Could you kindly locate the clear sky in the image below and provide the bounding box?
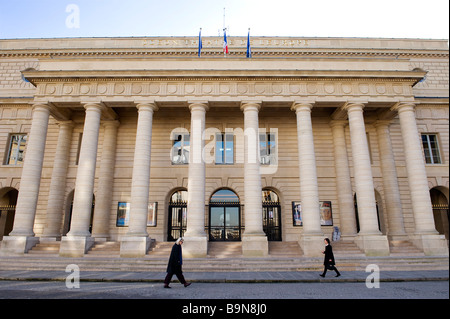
[0,0,448,40]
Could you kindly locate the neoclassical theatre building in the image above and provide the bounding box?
[0,36,448,258]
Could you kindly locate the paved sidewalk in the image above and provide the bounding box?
[0,269,448,283]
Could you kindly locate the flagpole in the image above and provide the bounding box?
[198,28,202,58]
[247,28,251,58]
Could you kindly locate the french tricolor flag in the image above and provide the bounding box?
[223,28,229,56]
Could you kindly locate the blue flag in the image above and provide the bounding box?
[246,29,251,58]
[198,28,202,57]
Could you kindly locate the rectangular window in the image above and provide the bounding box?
[216,133,234,164]
[5,134,27,165]
[172,133,190,164]
[259,133,277,165]
[422,134,442,164]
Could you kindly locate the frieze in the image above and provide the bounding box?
[34,79,414,102]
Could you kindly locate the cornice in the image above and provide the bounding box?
[1,49,448,59]
[22,69,426,85]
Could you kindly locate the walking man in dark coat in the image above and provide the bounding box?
[320,238,341,277]
[164,237,191,288]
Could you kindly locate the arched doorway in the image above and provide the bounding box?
[0,188,18,240]
[262,189,282,241]
[209,189,241,241]
[167,189,188,241]
[430,187,449,240]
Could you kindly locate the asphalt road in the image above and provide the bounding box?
[0,280,447,299]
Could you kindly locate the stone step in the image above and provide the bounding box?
[27,242,60,255]
[208,242,243,258]
[389,240,425,256]
[268,241,303,257]
[0,254,447,272]
[85,241,120,257]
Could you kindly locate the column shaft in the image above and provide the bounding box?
[42,121,74,239]
[91,120,119,239]
[127,104,157,237]
[241,103,265,236]
[346,103,380,235]
[394,103,448,255]
[330,120,357,237]
[185,103,208,238]
[67,103,102,237]
[375,121,406,237]
[241,102,268,257]
[120,103,157,258]
[292,103,322,235]
[182,102,209,258]
[2,103,50,254]
[10,103,50,238]
[346,103,389,256]
[395,103,437,234]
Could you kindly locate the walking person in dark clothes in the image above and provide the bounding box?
[320,238,341,277]
[164,237,191,288]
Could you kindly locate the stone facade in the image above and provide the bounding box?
[0,37,448,258]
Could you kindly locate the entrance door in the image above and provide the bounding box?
[262,189,282,241]
[168,190,188,241]
[209,189,241,241]
[209,205,241,241]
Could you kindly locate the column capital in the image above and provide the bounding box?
[31,102,51,113]
[135,102,158,112]
[102,120,120,129]
[240,101,261,112]
[188,101,209,112]
[57,120,75,128]
[82,102,104,115]
[329,119,348,128]
[291,102,314,113]
[390,102,416,113]
[374,119,392,128]
[343,102,366,113]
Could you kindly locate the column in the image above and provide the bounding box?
[291,102,322,256]
[120,103,157,257]
[1,103,50,254]
[330,120,358,238]
[183,102,208,258]
[241,101,268,257]
[346,103,389,256]
[41,121,74,241]
[375,120,407,238]
[393,103,448,255]
[60,103,103,257]
[91,120,119,240]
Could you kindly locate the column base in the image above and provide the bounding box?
[242,235,268,257]
[183,236,208,258]
[120,236,151,258]
[299,234,324,257]
[354,234,390,256]
[410,233,449,256]
[59,236,95,257]
[0,235,39,255]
